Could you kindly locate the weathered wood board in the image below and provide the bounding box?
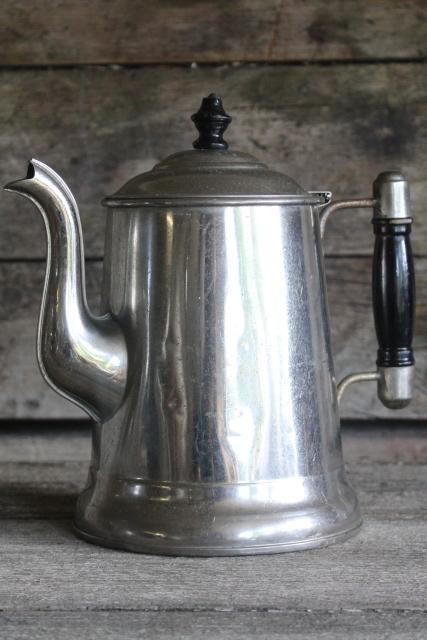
[0,64,426,258]
[0,425,425,639]
[0,610,426,640]
[0,517,424,612]
[1,1,427,65]
[0,258,425,419]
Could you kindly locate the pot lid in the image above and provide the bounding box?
[103,94,326,207]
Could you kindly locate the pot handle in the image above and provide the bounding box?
[318,172,415,409]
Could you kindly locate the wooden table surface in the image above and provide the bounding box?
[0,422,425,639]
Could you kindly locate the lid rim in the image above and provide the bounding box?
[102,194,326,208]
[108,149,314,202]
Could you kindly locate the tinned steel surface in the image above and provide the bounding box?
[4,160,127,422]
[377,365,414,409]
[102,149,326,206]
[319,198,375,238]
[5,160,361,554]
[75,202,360,553]
[336,371,380,404]
[373,171,410,220]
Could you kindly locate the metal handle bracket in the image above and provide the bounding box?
[319,198,375,238]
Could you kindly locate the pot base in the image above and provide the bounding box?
[74,521,361,556]
[73,468,361,556]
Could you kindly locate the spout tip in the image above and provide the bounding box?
[3,181,18,193]
[4,160,36,192]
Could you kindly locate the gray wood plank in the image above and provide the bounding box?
[0,64,426,258]
[342,424,427,464]
[0,258,425,419]
[0,461,85,519]
[0,610,426,640]
[0,424,91,462]
[0,517,424,612]
[0,427,425,636]
[1,1,427,65]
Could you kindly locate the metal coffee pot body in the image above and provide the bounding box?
[5,96,415,555]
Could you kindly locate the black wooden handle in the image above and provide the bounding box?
[372,218,415,367]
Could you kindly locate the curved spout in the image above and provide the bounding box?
[4,159,127,421]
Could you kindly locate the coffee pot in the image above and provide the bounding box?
[5,95,415,555]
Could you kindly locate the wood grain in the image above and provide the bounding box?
[0,64,426,258]
[0,514,426,611]
[1,1,427,65]
[0,257,425,420]
[0,426,425,637]
[0,610,426,640]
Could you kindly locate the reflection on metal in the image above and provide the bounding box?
[337,371,380,404]
[377,365,414,409]
[4,144,412,555]
[4,160,127,421]
[337,366,415,409]
[373,172,410,219]
[80,194,362,554]
[319,198,375,238]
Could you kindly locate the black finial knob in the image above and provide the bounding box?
[191,94,232,150]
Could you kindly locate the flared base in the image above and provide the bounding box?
[73,468,361,556]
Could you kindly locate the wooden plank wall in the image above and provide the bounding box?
[0,1,425,420]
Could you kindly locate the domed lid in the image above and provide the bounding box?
[103,94,326,208]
